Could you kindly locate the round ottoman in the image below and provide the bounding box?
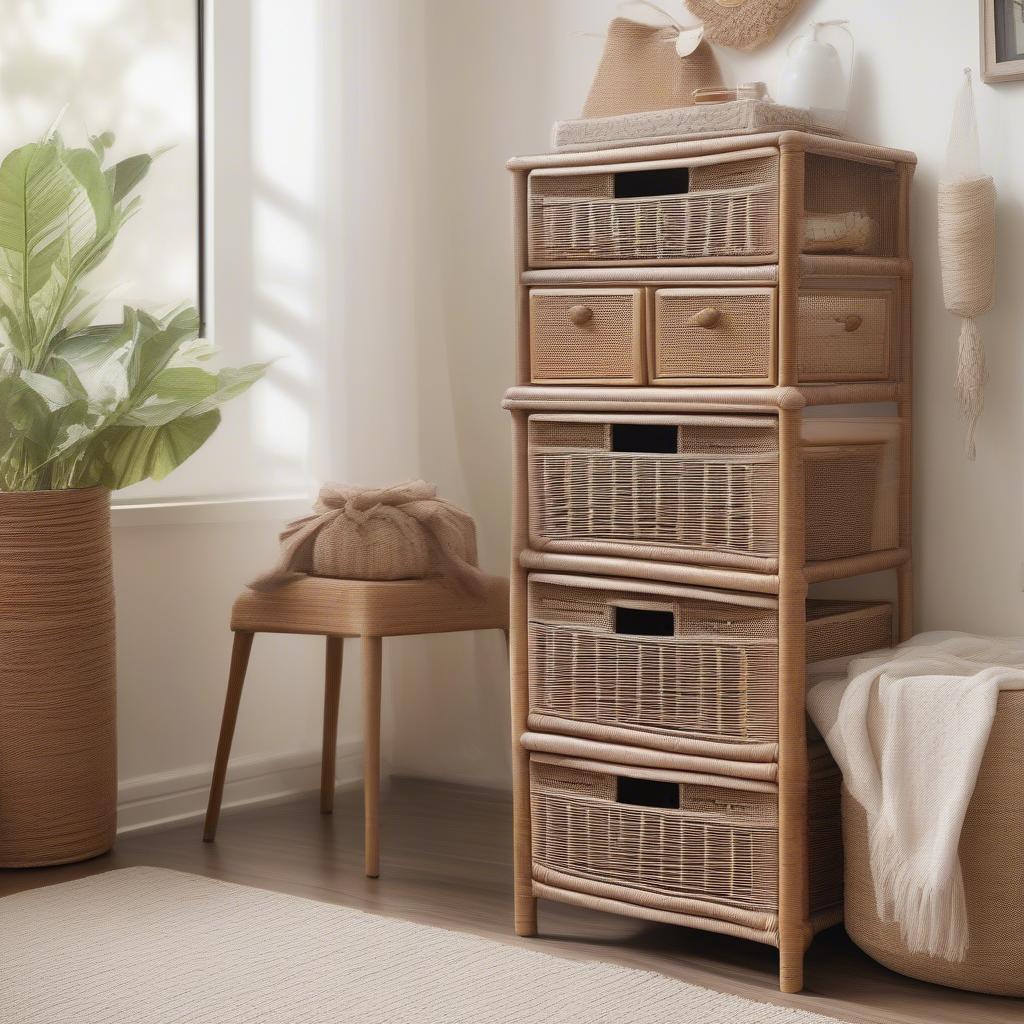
[843,690,1024,996]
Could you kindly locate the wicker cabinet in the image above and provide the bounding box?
[505,131,915,994]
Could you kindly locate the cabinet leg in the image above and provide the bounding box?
[779,946,805,994]
[203,630,255,842]
[362,635,382,878]
[515,891,538,937]
[320,636,344,814]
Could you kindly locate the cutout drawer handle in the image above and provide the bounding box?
[568,304,593,326]
[834,313,863,332]
[686,306,721,329]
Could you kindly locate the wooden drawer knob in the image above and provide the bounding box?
[686,307,722,329]
[568,304,594,326]
[835,314,863,332]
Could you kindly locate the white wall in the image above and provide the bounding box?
[114,0,1024,825]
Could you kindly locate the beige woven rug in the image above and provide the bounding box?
[0,868,840,1023]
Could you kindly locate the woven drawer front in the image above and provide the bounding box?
[528,415,780,569]
[530,759,842,917]
[653,287,776,385]
[529,289,643,383]
[803,154,901,257]
[528,154,779,267]
[527,575,893,756]
[798,285,894,382]
[528,577,777,750]
[528,416,893,569]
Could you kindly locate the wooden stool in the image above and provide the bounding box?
[202,575,509,877]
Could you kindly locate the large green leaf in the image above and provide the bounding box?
[0,128,266,492]
[122,362,267,426]
[105,153,152,204]
[52,319,133,410]
[91,409,222,490]
[0,140,104,365]
[127,306,200,392]
[20,367,74,409]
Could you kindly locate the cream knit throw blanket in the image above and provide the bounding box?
[807,632,1024,961]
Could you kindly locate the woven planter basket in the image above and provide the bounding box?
[0,487,117,867]
[843,691,1024,996]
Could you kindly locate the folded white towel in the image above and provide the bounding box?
[807,631,1024,961]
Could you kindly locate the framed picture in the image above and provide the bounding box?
[981,0,1024,82]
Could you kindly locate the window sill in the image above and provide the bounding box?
[110,494,312,528]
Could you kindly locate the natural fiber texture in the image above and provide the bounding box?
[0,487,117,867]
[0,867,846,1024]
[527,415,893,570]
[939,72,995,459]
[527,573,892,759]
[683,0,802,51]
[528,153,780,266]
[529,754,842,934]
[844,691,1024,997]
[808,634,1024,963]
[553,99,826,152]
[251,481,486,595]
[582,17,723,118]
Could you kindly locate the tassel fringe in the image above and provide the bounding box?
[955,317,986,461]
[868,818,970,962]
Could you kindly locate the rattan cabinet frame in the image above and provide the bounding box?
[504,131,915,995]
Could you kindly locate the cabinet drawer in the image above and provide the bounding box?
[527,572,893,761]
[527,413,900,572]
[529,288,643,384]
[797,283,896,382]
[651,287,776,385]
[530,754,842,925]
[527,150,779,267]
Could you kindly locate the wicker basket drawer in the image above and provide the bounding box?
[529,289,644,384]
[527,151,779,268]
[527,573,892,760]
[798,281,897,382]
[530,754,841,929]
[527,414,900,572]
[651,287,776,385]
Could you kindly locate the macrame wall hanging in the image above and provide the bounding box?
[684,0,802,51]
[938,69,995,460]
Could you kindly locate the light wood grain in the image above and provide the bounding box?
[213,576,508,878]
[320,637,344,814]
[203,631,254,843]
[231,575,510,638]
[362,636,382,878]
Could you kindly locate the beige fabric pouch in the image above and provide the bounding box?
[582,16,723,118]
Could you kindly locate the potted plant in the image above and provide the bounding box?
[0,128,264,866]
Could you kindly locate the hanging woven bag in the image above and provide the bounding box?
[938,69,996,460]
[250,481,487,595]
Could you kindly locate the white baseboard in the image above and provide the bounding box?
[117,740,363,835]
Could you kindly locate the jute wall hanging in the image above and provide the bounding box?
[683,0,802,51]
[938,69,995,460]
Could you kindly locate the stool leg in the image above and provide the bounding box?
[203,630,255,842]
[362,635,382,878]
[320,636,345,814]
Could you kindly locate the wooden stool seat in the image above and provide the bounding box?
[204,574,509,877]
[230,576,510,638]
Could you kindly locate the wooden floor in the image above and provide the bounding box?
[2,778,1020,1024]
